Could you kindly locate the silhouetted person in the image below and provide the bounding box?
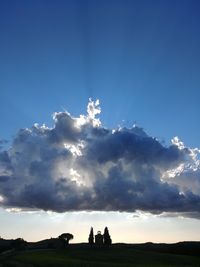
[88,227,94,245]
[103,227,112,246]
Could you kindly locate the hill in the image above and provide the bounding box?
[0,245,200,267]
[0,241,200,267]
[114,241,200,257]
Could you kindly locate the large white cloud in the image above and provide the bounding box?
[0,99,200,218]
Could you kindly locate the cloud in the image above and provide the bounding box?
[0,99,200,218]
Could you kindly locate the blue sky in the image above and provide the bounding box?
[1,0,200,146]
[0,0,200,243]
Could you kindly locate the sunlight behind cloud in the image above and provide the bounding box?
[0,195,4,203]
[0,99,200,219]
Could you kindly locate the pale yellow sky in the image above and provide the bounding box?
[1,208,200,243]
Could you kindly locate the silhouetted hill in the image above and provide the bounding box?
[0,239,14,253]
[0,237,200,257]
[1,244,200,267]
[28,238,64,249]
[0,237,63,252]
[112,241,200,257]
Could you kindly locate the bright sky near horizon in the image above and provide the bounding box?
[0,0,200,243]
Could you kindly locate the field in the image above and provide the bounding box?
[1,246,200,267]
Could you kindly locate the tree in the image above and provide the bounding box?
[88,227,94,245]
[103,227,112,246]
[12,238,27,250]
[58,233,74,246]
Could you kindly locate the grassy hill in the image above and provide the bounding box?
[1,245,200,267]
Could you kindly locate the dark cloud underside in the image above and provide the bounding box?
[0,99,200,218]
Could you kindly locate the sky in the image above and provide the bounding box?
[0,0,200,243]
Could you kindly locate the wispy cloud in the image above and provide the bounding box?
[0,99,200,218]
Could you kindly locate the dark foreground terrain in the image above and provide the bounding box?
[1,243,200,267]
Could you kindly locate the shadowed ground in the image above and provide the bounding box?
[1,245,200,267]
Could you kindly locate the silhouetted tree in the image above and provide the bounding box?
[12,238,27,250]
[58,233,73,247]
[88,227,94,245]
[103,227,112,246]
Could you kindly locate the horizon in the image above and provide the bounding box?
[1,0,200,244]
[1,209,200,244]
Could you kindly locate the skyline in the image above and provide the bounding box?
[1,208,200,243]
[1,0,200,243]
[0,99,200,243]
